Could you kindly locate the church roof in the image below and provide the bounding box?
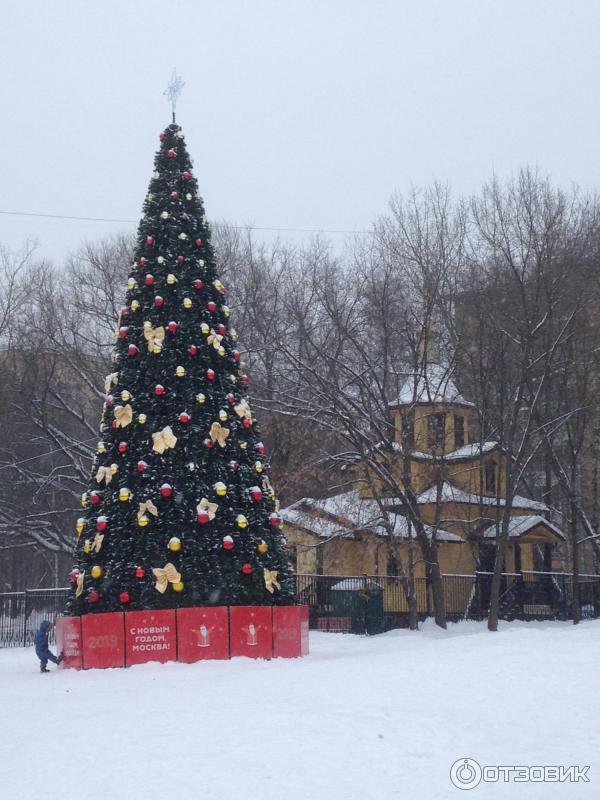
[389,362,474,408]
[281,490,463,542]
[414,481,548,512]
[481,515,564,541]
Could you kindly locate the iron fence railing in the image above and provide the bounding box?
[2,571,600,645]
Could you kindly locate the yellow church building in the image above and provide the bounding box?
[281,362,564,618]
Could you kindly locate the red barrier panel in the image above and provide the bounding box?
[229,606,273,659]
[125,609,177,666]
[55,616,83,670]
[81,612,125,669]
[177,607,229,662]
[273,605,310,658]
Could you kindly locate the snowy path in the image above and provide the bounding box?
[1,619,598,800]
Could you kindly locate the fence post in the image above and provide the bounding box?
[22,590,29,648]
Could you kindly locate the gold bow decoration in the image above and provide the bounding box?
[104,372,119,393]
[209,422,230,448]
[137,500,159,520]
[264,569,281,594]
[197,497,218,521]
[91,533,104,553]
[114,404,133,428]
[234,399,252,422]
[143,321,166,353]
[152,426,178,454]
[207,329,223,350]
[152,562,182,594]
[96,465,114,485]
[75,571,85,598]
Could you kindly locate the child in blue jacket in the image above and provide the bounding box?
[34,620,63,673]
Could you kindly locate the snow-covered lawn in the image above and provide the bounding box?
[2,619,598,800]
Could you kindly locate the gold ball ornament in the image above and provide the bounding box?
[152,342,162,354]
[110,463,119,475]
[218,346,226,357]
[213,280,224,292]
[138,515,149,527]
[214,482,227,497]
[240,442,248,450]
[97,442,106,454]
[119,487,131,502]
[230,329,238,342]
[168,537,182,552]
[218,409,228,421]
[81,493,88,508]
[183,297,192,309]
[121,390,131,402]
[257,541,268,554]
[222,305,231,317]
[200,322,210,334]
[83,540,92,553]
[127,278,137,290]
[131,300,140,312]
[236,514,248,529]
[138,413,147,424]
[196,393,206,404]
[91,565,103,579]
[167,273,177,285]
[176,366,186,377]
[172,581,184,592]
[254,461,264,473]
[76,518,85,535]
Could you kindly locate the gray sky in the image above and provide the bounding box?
[1,0,599,262]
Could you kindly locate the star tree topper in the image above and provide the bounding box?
[163,69,185,123]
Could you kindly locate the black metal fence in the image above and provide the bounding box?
[2,571,600,646]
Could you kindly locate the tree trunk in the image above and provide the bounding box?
[571,500,581,625]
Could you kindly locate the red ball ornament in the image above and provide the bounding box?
[128,344,138,357]
[121,306,129,317]
[217,324,226,335]
[179,411,191,425]
[242,418,251,429]
[118,326,129,339]
[269,513,281,528]
[139,257,147,267]
[96,516,108,532]
[167,321,178,333]
[206,368,216,381]
[241,374,250,386]
[222,536,234,550]
[69,569,79,583]
[167,149,176,159]
[182,171,191,181]
[228,460,239,472]
[177,255,185,264]
[118,441,128,454]
[137,460,148,473]
[204,438,214,449]
[207,301,217,313]
[194,279,203,290]
[197,510,210,524]
[146,236,154,246]
[154,295,164,308]
[241,563,253,575]
[119,591,130,604]
[135,566,145,579]
[256,442,266,455]
[159,132,166,141]
[232,350,241,362]
[195,238,203,248]
[88,590,99,603]
[160,483,173,498]
[144,274,154,286]
[250,486,263,503]
[226,393,236,404]
[111,420,118,429]
[171,191,179,200]
[188,344,198,356]
[155,384,165,396]
[90,491,101,506]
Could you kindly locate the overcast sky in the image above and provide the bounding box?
[1,0,599,262]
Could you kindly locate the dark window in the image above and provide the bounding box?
[484,461,497,494]
[387,552,399,577]
[454,415,465,448]
[427,413,446,449]
[401,411,415,447]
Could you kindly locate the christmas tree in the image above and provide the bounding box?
[68,122,294,613]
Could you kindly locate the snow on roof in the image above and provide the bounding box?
[415,482,548,512]
[281,490,463,542]
[389,362,474,408]
[331,578,384,591]
[481,515,564,541]
[443,441,499,461]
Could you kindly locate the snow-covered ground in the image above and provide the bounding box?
[2,619,598,800]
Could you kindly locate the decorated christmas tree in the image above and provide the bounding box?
[67,121,294,614]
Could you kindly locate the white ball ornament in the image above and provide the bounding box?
[178,232,188,240]
[157,256,165,264]
[186,193,192,200]
[160,212,169,220]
